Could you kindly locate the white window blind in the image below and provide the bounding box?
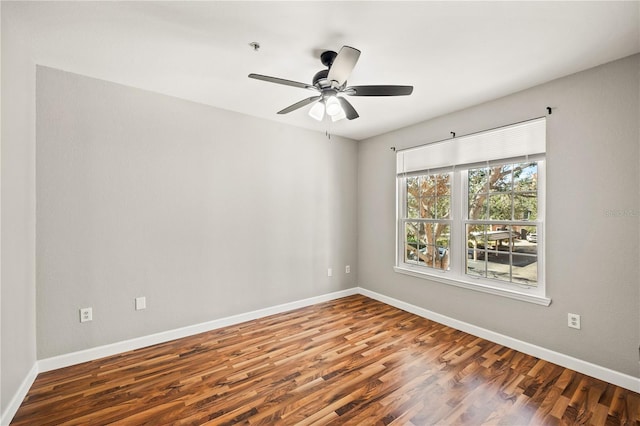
[396,118,546,175]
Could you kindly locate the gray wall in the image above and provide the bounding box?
[1,9,38,416]
[358,54,640,377]
[35,67,358,359]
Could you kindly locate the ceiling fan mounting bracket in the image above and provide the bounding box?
[320,50,337,68]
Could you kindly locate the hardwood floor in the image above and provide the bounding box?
[11,295,640,425]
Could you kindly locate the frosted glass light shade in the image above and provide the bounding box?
[331,108,347,122]
[325,96,342,116]
[308,102,325,121]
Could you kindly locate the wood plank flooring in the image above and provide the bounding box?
[11,295,640,425]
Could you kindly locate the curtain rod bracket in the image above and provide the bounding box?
[546,107,553,115]
[451,132,456,138]
[390,146,396,151]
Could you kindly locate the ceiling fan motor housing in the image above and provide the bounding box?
[312,69,330,87]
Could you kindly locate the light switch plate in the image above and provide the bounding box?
[135,297,146,311]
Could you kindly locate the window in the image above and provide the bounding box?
[404,173,451,270]
[465,161,539,285]
[395,118,549,305]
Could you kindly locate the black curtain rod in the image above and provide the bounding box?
[390,108,552,152]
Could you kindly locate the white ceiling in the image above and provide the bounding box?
[6,1,640,141]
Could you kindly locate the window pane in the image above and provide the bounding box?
[435,224,450,248]
[406,247,421,264]
[435,224,450,270]
[514,193,537,220]
[514,162,538,192]
[420,249,435,268]
[421,196,436,219]
[488,193,512,220]
[418,223,431,266]
[488,225,515,250]
[407,176,419,194]
[490,164,513,193]
[435,196,450,219]
[468,167,489,193]
[407,193,419,218]
[405,222,418,263]
[420,175,432,196]
[512,254,537,285]
[407,178,420,219]
[406,222,418,243]
[418,222,432,268]
[467,224,487,248]
[437,174,451,196]
[521,226,537,245]
[469,195,488,219]
[419,222,430,247]
[468,167,489,220]
[466,250,486,278]
[486,252,511,282]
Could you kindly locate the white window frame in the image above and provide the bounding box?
[394,119,550,306]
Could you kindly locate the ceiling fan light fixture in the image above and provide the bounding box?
[325,96,343,116]
[308,102,325,121]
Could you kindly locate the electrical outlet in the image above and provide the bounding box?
[80,307,92,323]
[135,296,146,311]
[568,313,581,329]
[345,265,351,274]
[327,268,333,277]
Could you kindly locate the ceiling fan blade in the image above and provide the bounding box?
[277,96,322,114]
[345,85,413,96]
[249,74,318,91]
[337,97,359,120]
[327,46,361,86]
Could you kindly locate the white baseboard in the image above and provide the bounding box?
[38,287,358,373]
[1,362,38,426]
[358,287,640,393]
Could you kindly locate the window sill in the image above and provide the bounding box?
[393,266,551,306]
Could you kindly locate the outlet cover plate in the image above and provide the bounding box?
[80,307,92,323]
[568,313,581,329]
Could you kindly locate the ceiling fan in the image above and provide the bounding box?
[248,46,413,122]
